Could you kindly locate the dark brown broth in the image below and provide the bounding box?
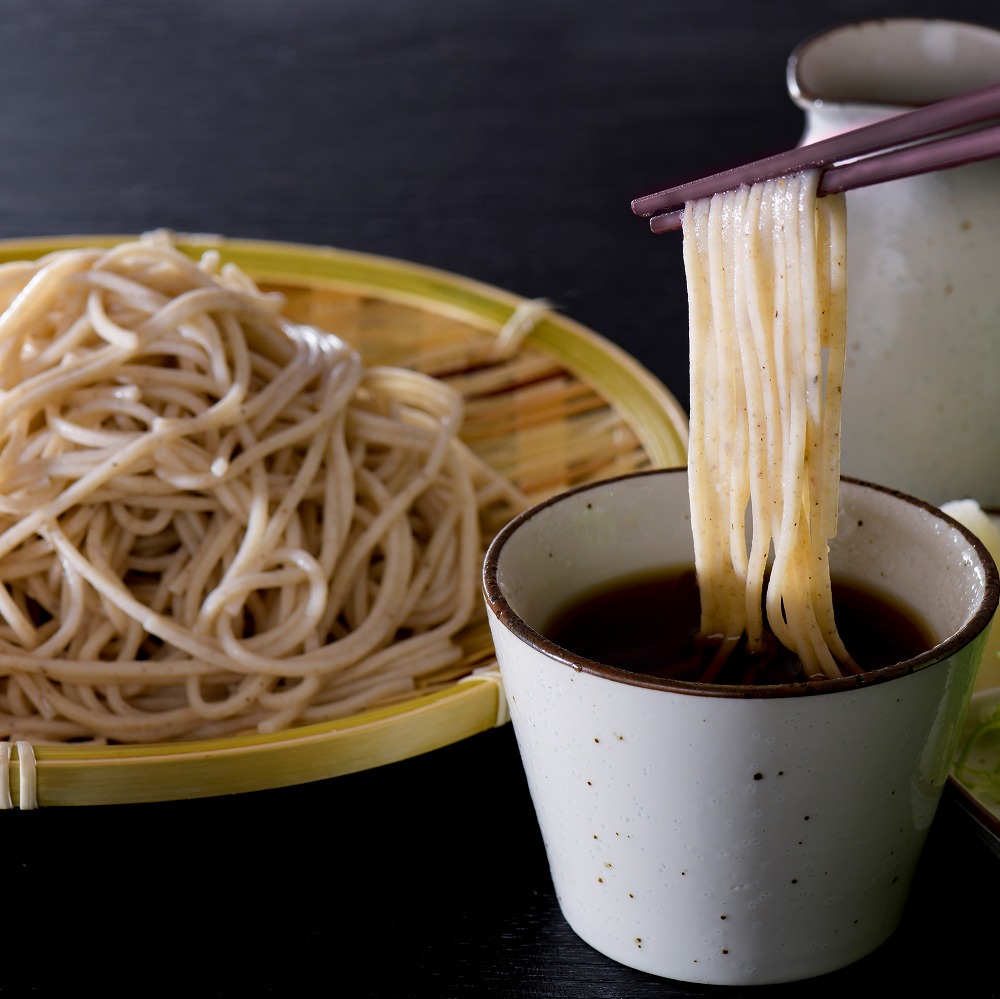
[541,567,933,685]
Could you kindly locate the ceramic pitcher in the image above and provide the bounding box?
[787,18,1000,507]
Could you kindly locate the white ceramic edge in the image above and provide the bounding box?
[484,468,1000,701]
[786,17,1000,111]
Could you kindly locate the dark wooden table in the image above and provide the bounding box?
[2,2,999,995]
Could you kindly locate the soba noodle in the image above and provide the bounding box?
[0,232,525,743]
[684,171,856,680]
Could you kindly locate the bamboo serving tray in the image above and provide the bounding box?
[0,234,688,806]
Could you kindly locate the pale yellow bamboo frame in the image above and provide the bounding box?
[0,235,688,806]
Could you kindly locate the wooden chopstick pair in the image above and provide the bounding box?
[632,80,1000,233]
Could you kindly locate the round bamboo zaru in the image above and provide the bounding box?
[0,235,688,806]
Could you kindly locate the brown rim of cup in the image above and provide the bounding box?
[482,467,1000,700]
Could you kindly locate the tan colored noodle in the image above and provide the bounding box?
[683,170,856,681]
[0,232,525,743]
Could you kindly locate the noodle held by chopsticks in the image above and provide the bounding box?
[684,171,856,680]
[0,233,524,743]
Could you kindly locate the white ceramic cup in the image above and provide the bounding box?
[483,468,998,986]
[787,18,1000,507]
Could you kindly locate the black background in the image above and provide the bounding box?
[3,2,1000,996]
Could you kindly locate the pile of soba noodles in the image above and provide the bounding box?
[0,232,524,744]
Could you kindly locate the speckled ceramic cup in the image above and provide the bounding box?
[483,468,998,986]
[787,18,1000,507]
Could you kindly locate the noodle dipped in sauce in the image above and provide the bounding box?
[683,171,857,681]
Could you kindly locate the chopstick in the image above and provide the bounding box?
[632,80,1000,234]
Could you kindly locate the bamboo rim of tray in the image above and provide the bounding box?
[0,234,688,806]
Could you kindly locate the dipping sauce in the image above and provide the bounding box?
[541,567,934,685]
